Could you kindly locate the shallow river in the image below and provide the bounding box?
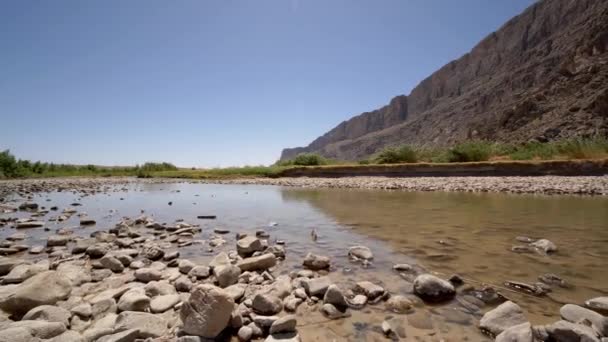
[2,181,607,341]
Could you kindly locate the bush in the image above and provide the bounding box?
[447,141,493,162]
[555,137,608,159]
[375,145,417,164]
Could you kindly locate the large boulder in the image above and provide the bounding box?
[114,311,168,338]
[180,284,235,338]
[22,305,71,327]
[214,265,241,288]
[2,262,48,284]
[252,293,283,315]
[237,254,277,272]
[3,320,66,339]
[479,301,528,337]
[237,236,263,257]
[495,322,533,342]
[302,253,330,270]
[0,271,71,316]
[560,304,608,337]
[0,257,23,276]
[586,297,608,315]
[302,276,331,297]
[324,284,348,309]
[544,320,601,342]
[413,274,455,302]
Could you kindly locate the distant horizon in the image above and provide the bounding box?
[1,0,535,167]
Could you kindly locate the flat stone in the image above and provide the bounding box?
[302,276,332,297]
[480,301,528,336]
[237,253,277,272]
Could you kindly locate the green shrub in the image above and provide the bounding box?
[447,141,493,162]
[358,159,371,165]
[375,145,417,164]
[555,137,608,159]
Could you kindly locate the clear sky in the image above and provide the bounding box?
[1,0,535,167]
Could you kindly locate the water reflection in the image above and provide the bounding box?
[280,187,608,322]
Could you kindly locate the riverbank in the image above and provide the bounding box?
[1,175,607,196]
[204,176,608,196]
[0,179,606,341]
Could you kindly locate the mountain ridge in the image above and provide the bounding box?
[280,0,608,161]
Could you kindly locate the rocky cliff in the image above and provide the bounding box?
[280,0,608,161]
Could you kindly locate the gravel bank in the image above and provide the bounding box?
[206,176,608,196]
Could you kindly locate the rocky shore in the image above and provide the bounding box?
[0,178,606,341]
[209,176,608,196]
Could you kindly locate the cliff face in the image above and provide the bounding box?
[280,0,608,161]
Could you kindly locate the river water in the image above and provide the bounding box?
[1,180,607,341]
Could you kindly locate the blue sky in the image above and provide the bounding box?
[0,0,534,167]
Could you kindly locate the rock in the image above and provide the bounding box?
[413,274,455,302]
[96,329,139,342]
[141,244,164,261]
[215,264,241,288]
[71,303,92,318]
[479,301,528,336]
[100,255,125,273]
[0,327,36,342]
[0,257,23,276]
[237,253,277,272]
[323,284,348,309]
[16,220,45,228]
[237,236,263,257]
[79,217,96,225]
[180,284,235,338]
[381,321,392,336]
[117,288,150,312]
[385,295,413,313]
[188,266,211,279]
[252,293,283,315]
[238,325,253,341]
[302,276,331,297]
[144,280,177,297]
[150,294,181,313]
[267,245,286,259]
[283,296,303,312]
[178,259,195,274]
[265,333,301,342]
[354,281,385,301]
[496,322,533,342]
[224,284,246,302]
[5,320,66,339]
[85,243,110,258]
[29,246,44,254]
[163,251,179,261]
[114,311,168,338]
[586,297,608,315]
[47,235,70,247]
[530,239,557,254]
[348,246,373,260]
[253,315,279,328]
[302,253,330,270]
[22,305,71,327]
[545,320,601,342]
[2,262,48,284]
[0,271,72,316]
[209,252,231,269]
[560,304,608,336]
[349,294,367,309]
[269,315,297,334]
[19,202,38,211]
[175,276,193,292]
[56,262,91,286]
[134,268,162,282]
[47,330,84,342]
[393,263,413,272]
[321,303,350,319]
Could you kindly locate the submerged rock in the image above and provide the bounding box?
[348,246,373,260]
[413,274,455,302]
[302,253,330,270]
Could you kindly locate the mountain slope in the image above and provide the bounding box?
[280,0,608,161]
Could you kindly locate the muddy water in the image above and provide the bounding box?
[2,181,607,341]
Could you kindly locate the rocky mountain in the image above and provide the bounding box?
[281,0,608,161]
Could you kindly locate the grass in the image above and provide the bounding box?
[2,137,607,180]
[151,166,287,179]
